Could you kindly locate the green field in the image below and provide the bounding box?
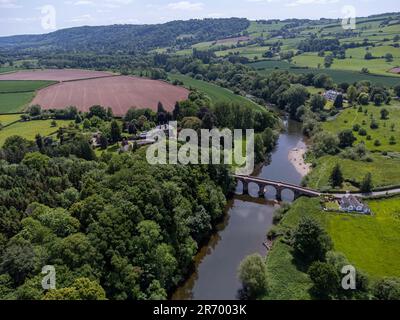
[250,60,400,86]
[0,80,55,93]
[292,48,400,77]
[0,114,22,126]
[0,80,55,113]
[0,67,16,74]
[0,92,36,113]
[215,45,269,60]
[0,120,72,147]
[306,153,400,191]
[168,73,261,108]
[323,103,400,153]
[264,196,400,299]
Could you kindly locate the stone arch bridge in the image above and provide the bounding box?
[233,175,322,201]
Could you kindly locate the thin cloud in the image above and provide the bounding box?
[167,1,204,11]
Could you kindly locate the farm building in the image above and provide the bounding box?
[339,195,371,214]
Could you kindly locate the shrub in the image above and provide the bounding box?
[308,261,340,299]
[291,217,333,262]
[238,254,268,299]
[358,128,367,136]
[372,278,400,300]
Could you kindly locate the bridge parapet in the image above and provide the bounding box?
[233,175,321,201]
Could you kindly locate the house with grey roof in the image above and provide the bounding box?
[323,90,340,101]
[339,195,371,214]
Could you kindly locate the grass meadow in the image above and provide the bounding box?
[0,120,72,147]
[323,103,400,152]
[250,59,400,87]
[168,73,261,107]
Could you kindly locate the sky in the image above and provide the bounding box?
[0,0,398,36]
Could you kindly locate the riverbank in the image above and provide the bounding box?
[173,119,305,300]
[288,143,311,177]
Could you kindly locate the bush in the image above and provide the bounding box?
[291,217,333,262]
[358,128,367,136]
[238,254,268,299]
[372,278,400,300]
[370,119,379,130]
[308,261,340,299]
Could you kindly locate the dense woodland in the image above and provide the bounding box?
[0,18,249,55]
[0,136,235,299]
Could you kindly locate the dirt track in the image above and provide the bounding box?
[0,69,114,81]
[31,75,190,116]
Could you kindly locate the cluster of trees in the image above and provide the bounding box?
[298,38,341,53]
[0,135,235,299]
[170,97,279,164]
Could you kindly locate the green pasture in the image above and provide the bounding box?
[306,153,400,191]
[168,73,261,107]
[0,120,72,147]
[323,103,400,152]
[249,60,400,86]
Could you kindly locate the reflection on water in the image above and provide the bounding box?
[172,119,305,300]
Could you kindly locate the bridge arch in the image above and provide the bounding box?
[233,175,321,201]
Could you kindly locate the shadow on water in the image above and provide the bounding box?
[172,119,306,300]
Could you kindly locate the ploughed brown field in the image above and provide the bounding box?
[390,67,400,74]
[31,75,190,116]
[0,69,114,81]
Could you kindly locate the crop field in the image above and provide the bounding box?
[0,119,72,146]
[0,80,55,93]
[0,92,36,113]
[250,60,400,86]
[168,73,260,107]
[0,67,16,74]
[0,80,56,113]
[323,103,400,152]
[0,69,114,81]
[31,75,190,116]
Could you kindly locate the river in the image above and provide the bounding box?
[172,119,306,300]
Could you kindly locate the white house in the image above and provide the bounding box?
[339,195,371,214]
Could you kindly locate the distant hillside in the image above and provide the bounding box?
[0,18,250,54]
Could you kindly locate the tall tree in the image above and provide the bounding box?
[360,173,373,193]
[110,120,121,143]
[347,85,357,105]
[330,163,344,188]
[333,94,344,109]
